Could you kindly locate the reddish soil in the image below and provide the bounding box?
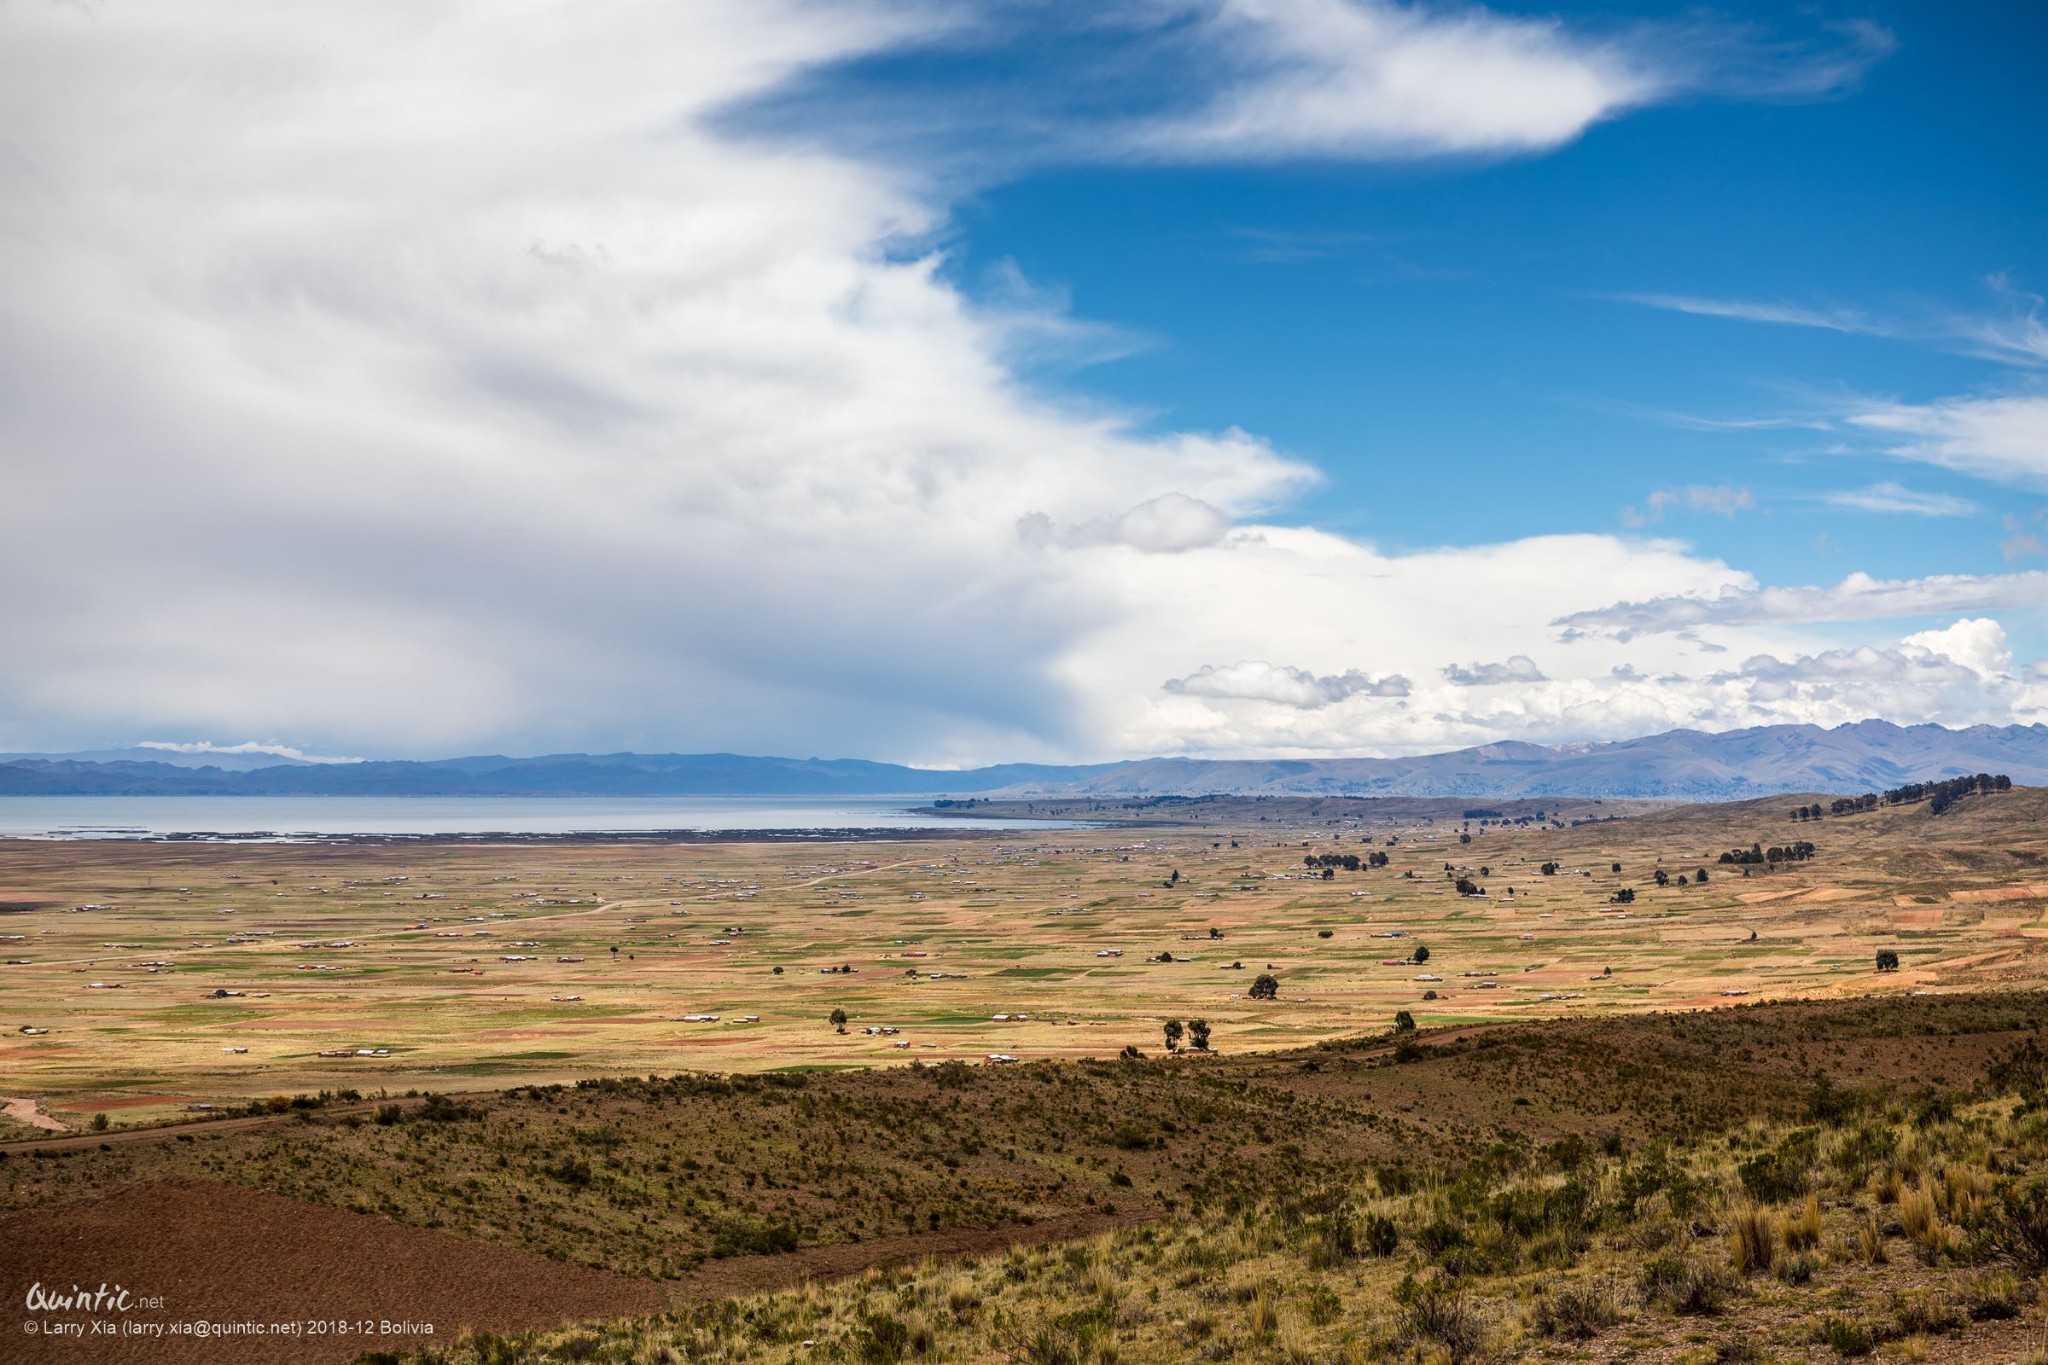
[2,1179,1147,1365]
[3,1180,665,1365]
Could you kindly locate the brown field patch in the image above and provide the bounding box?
[1948,881,2048,903]
[50,1094,196,1114]
[1791,885,1860,903]
[3,787,2044,1113]
[3,1180,665,1365]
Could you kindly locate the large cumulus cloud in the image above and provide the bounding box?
[0,3,2035,763]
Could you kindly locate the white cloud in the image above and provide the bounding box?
[0,1,1315,760]
[1684,485,1757,517]
[1443,656,1548,686]
[0,3,2021,765]
[1554,571,2048,641]
[1123,2,1889,164]
[1708,619,2037,727]
[1821,482,1980,518]
[138,740,363,765]
[1848,395,2048,489]
[1617,274,2048,368]
[1134,0,1659,161]
[1018,491,1278,555]
[1622,484,1755,526]
[1165,661,1410,707]
[1900,618,2012,678]
[1619,292,1881,336]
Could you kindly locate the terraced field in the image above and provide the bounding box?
[1,787,2043,1130]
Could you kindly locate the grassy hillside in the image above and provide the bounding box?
[389,1049,2048,1363]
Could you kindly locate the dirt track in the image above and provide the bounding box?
[0,1094,457,1157]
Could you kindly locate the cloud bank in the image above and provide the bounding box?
[0,2,2035,763]
[1554,571,2048,641]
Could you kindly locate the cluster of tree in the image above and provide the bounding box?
[1462,808,1504,819]
[1904,773,2011,815]
[1789,803,1825,821]
[1650,867,1711,887]
[1539,862,1559,875]
[1827,773,2011,818]
[1453,876,1484,897]
[1719,840,1815,866]
[1162,1018,1212,1052]
[1875,949,1900,972]
[1611,888,1635,904]
[1305,851,1388,871]
[1248,972,1279,1000]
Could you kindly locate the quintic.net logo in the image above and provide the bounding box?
[26,1284,137,1314]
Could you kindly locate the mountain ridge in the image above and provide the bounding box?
[2,721,2044,799]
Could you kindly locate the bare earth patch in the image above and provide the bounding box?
[3,1180,665,1364]
[2,1095,68,1132]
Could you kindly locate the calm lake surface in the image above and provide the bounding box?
[0,796,1088,840]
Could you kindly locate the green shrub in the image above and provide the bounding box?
[1360,1211,1399,1256]
[1992,1179,2048,1271]
[1962,1270,2028,1321]
[854,1312,911,1364]
[1638,1253,1727,1315]
[1399,1287,1486,1362]
[1531,1280,1620,1339]
[1888,1288,1961,1335]
[1818,1314,1874,1357]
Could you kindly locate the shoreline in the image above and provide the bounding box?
[0,822,1109,846]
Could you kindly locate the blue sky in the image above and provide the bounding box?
[857,2,2046,584]
[3,1,2043,762]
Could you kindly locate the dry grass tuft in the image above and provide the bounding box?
[1729,1203,1778,1275]
[1784,1192,1823,1250]
[1855,1211,1888,1265]
[1899,1183,1939,1244]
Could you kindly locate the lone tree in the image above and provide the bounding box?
[1411,943,1431,965]
[1188,1019,1212,1051]
[828,1007,848,1033]
[1876,949,1901,972]
[1248,973,1279,1000]
[1393,1010,1416,1032]
[1163,1018,1185,1052]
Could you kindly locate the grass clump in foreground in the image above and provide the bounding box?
[373,1039,2048,1364]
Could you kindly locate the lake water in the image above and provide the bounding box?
[0,796,1089,840]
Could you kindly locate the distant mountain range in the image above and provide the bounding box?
[3,721,2044,800]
